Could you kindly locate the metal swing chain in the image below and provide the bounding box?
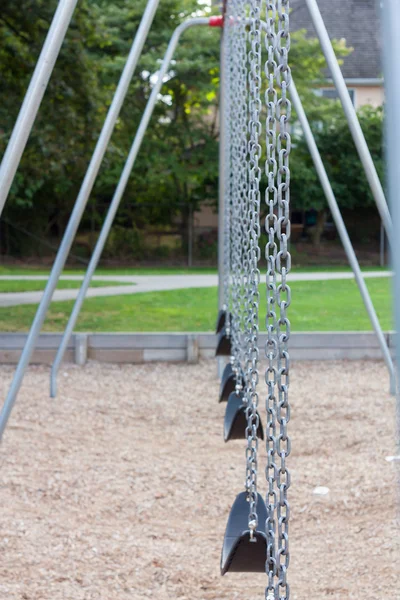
[226,0,247,388]
[226,0,240,374]
[275,1,292,596]
[222,17,232,322]
[265,1,292,599]
[237,0,250,386]
[265,3,279,592]
[245,0,262,538]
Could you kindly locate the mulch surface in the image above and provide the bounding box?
[0,359,398,599]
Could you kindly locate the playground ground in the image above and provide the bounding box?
[0,359,398,599]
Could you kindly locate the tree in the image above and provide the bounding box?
[0,2,352,260]
[0,0,109,254]
[92,0,221,256]
[290,104,384,246]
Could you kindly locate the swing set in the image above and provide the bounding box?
[0,1,399,598]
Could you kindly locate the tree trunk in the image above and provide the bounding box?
[90,198,96,251]
[181,205,189,257]
[188,204,193,268]
[311,209,327,247]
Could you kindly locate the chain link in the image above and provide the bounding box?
[222,18,232,320]
[222,4,291,591]
[264,1,292,598]
[225,0,248,387]
[245,0,262,538]
[236,0,249,390]
[225,0,264,539]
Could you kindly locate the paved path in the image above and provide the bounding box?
[0,270,392,307]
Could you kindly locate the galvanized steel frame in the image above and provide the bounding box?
[381,0,400,444]
[49,16,210,397]
[0,0,78,216]
[0,4,395,438]
[304,0,393,243]
[0,0,161,437]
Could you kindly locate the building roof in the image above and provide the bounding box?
[290,0,382,80]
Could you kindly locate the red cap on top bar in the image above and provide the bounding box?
[209,15,224,27]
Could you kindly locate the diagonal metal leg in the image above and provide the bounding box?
[217,21,228,380]
[304,0,393,243]
[381,0,400,428]
[0,0,161,438]
[289,77,396,394]
[49,17,211,397]
[0,0,78,215]
[260,18,395,392]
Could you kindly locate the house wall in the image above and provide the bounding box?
[354,85,384,109]
[321,84,384,109]
[194,204,218,228]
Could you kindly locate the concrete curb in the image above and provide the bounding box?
[0,331,393,364]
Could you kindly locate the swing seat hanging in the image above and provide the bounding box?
[221,362,234,387]
[219,373,235,403]
[224,391,264,442]
[221,491,268,575]
[219,363,236,402]
[215,326,231,356]
[219,363,246,403]
[215,308,229,333]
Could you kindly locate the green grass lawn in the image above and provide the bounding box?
[0,276,392,332]
[0,280,131,293]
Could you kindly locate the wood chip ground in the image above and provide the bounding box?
[0,360,398,599]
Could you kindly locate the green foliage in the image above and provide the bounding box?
[197,230,218,259]
[0,2,356,259]
[103,224,144,259]
[1,0,222,252]
[0,0,108,241]
[291,104,384,212]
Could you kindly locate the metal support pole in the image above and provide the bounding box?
[381,0,400,433]
[0,0,161,438]
[304,0,393,244]
[290,77,396,393]
[217,27,226,312]
[49,17,209,397]
[217,23,227,379]
[0,0,78,216]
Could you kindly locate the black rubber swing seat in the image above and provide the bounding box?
[215,308,228,333]
[219,363,246,403]
[221,491,268,575]
[219,363,235,402]
[221,361,234,386]
[224,391,264,442]
[215,326,231,356]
